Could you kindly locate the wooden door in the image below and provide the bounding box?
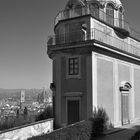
[121,91,129,125]
[67,100,80,125]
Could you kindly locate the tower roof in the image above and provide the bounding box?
[86,0,122,6]
[65,0,122,9]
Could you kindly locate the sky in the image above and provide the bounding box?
[0,0,139,89]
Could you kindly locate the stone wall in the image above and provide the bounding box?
[0,118,53,140]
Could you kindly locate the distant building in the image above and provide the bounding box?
[48,0,140,127]
[21,89,25,103]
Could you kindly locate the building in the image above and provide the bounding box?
[21,89,25,103]
[47,0,140,127]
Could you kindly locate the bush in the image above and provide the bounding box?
[0,106,53,131]
[28,121,92,140]
[131,131,140,140]
[89,107,111,137]
[35,106,53,122]
[0,115,35,131]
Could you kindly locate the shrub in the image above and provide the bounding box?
[35,106,53,122]
[131,131,140,140]
[0,114,35,131]
[89,107,111,137]
[28,121,92,140]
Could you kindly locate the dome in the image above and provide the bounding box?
[86,0,122,7]
[65,0,122,10]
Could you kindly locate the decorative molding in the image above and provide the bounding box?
[55,56,62,124]
[113,59,120,126]
[64,92,83,97]
[95,53,114,62]
[130,64,135,120]
[86,55,92,120]
[94,43,140,62]
[118,59,131,67]
[92,52,97,108]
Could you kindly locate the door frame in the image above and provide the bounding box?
[66,97,81,125]
[120,81,132,125]
[121,90,130,125]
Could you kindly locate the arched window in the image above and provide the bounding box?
[106,3,114,26]
[75,5,82,16]
[119,7,123,28]
[90,3,99,18]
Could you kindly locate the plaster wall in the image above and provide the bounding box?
[97,57,114,123]
[61,55,87,124]
[92,52,140,126]
[134,67,140,119]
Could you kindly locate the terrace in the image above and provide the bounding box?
[48,28,140,58]
[48,6,140,58]
[54,6,140,41]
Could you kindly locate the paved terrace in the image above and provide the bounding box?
[95,122,140,140]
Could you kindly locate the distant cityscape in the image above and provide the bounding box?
[0,88,52,120]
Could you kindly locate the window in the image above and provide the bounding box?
[119,7,123,28]
[66,56,81,79]
[106,4,114,26]
[90,3,99,18]
[68,57,79,75]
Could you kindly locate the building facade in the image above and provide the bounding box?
[47,0,140,127]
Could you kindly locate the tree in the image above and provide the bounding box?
[37,92,44,103]
[23,107,28,118]
[35,106,53,121]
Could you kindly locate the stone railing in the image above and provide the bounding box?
[48,28,140,58]
[54,6,140,41]
[0,118,53,140]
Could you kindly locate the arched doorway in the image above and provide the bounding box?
[120,81,132,125]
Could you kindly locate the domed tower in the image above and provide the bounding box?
[48,0,140,127]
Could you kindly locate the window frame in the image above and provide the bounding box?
[118,7,123,28]
[106,3,114,26]
[66,55,81,79]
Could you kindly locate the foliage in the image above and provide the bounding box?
[37,90,52,104]
[23,107,28,119]
[0,106,53,131]
[35,105,53,122]
[37,92,44,103]
[89,107,112,137]
[131,131,140,140]
[0,114,35,131]
[28,121,92,140]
